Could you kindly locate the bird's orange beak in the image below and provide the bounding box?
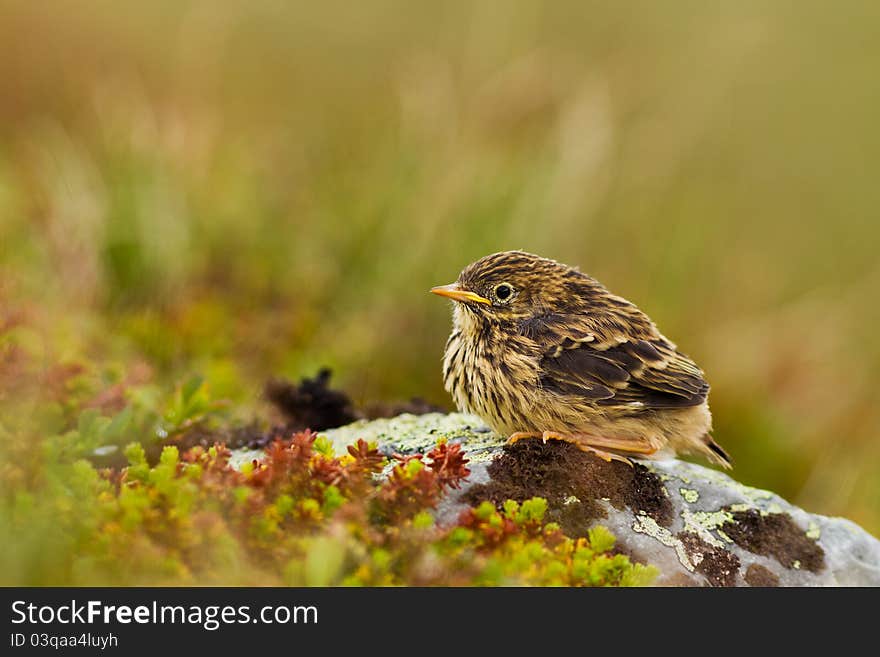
[430,283,491,305]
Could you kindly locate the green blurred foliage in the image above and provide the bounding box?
[0,0,878,545]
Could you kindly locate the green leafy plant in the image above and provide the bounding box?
[162,375,229,437]
[1,423,656,586]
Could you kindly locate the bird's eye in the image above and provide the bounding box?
[494,283,513,302]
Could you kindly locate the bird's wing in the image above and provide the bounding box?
[522,311,709,409]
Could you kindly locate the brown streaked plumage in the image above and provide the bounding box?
[431,250,731,468]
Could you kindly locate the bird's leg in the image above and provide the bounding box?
[561,432,664,455]
[539,431,662,466]
[506,431,542,446]
[508,431,658,467]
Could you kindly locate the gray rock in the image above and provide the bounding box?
[231,412,880,587]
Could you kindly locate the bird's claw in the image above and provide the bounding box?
[506,432,540,446]
[508,430,634,466]
[540,431,634,466]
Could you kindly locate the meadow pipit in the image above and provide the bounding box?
[431,251,730,468]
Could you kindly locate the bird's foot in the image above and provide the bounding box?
[540,431,634,466]
[506,431,542,446]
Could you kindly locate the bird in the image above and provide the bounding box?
[431,250,731,468]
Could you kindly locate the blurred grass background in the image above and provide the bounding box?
[1,0,878,536]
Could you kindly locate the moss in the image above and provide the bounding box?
[463,440,674,536]
[677,531,741,587]
[744,564,780,587]
[723,508,825,573]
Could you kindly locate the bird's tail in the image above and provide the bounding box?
[702,434,732,469]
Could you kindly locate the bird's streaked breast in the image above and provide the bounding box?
[442,317,542,434]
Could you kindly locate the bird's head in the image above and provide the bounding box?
[431,251,579,324]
